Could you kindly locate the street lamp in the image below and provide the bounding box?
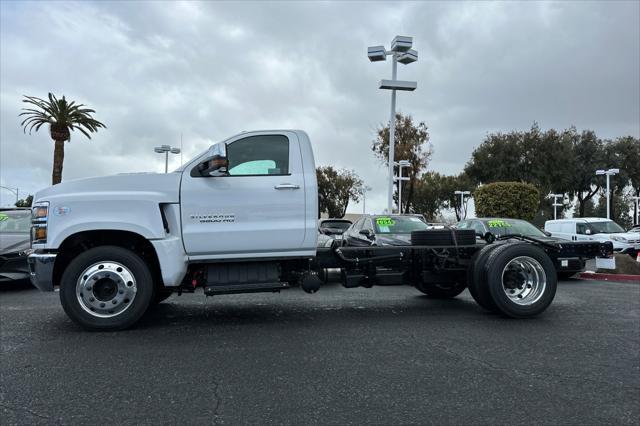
[361,185,372,214]
[632,196,640,225]
[549,193,564,220]
[368,35,418,215]
[154,145,181,173]
[454,190,471,220]
[595,168,620,219]
[0,185,19,205]
[394,160,410,214]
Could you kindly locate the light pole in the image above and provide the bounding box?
[454,190,471,220]
[154,145,181,173]
[368,36,418,214]
[632,196,640,225]
[595,168,619,219]
[0,185,19,205]
[361,185,372,214]
[549,193,564,220]
[394,160,410,214]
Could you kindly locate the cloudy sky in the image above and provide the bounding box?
[1,0,639,212]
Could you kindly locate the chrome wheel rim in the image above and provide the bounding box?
[501,256,546,306]
[76,262,137,318]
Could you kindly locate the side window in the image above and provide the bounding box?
[576,223,587,234]
[227,135,289,176]
[457,221,469,229]
[363,218,373,231]
[471,221,485,234]
[353,218,364,232]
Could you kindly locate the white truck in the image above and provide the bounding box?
[28,130,613,330]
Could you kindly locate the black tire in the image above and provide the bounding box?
[467,243,504,312]
[415,279,467,298]
[59,246,154,331]
[483,243,557,318]
[411,229,476,246]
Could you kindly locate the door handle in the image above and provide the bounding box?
[274,183,300,190]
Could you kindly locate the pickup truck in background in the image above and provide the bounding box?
[28,130,613,330]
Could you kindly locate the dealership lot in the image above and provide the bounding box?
[1,279,638,425]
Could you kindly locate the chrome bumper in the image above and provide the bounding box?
[27,252,57,291]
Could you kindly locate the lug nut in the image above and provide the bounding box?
[100,303,105,308]
[89,297,95,302]
[112,300,117,304]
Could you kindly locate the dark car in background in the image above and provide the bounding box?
[457,217,587,278]
[0,208,32,284]
[318,219,352,238]
[342,214,429,246]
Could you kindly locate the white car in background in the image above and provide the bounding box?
[545,218,640,256]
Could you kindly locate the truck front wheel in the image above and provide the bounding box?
[59,246,154,330]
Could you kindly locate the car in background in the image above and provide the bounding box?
[318,218,352,240]
[545,218,639,256]
[0,208,32,284]
[457,217,587,278]
[342,214,429,246]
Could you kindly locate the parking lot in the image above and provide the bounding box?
[1,279,638,425]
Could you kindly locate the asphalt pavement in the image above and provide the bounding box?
[1,279,639,425]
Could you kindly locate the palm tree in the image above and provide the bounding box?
[20,93,106,185]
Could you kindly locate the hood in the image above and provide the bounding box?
[0,233,30,255]
[35,172,181,204]
[377,233,412,246]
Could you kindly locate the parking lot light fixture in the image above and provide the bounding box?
[595,169,620,219]
[454,190,471,220]
[394,160,411,213]
[361,185,373,214]
[368,35,418,214]
[549,193,564,220]
[154,145,181,173]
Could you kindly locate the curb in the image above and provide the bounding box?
[579,272,640,283]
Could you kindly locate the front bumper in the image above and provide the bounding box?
[27,251,57,291]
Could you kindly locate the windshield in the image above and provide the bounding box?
[482,219,546,237]
[589,221,625,234]
[373,216,428,234]
[0,210,31,233]
[320,221,351,231]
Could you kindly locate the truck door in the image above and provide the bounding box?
[180,131,306,258]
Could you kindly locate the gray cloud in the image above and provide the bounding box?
[1,1,638,211]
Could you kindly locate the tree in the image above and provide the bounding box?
[15,195,33,208]
[316,166,363,218]
[474,182,540,221]
[605,136,640,222]
[20,93,106,185]
[372,113,432,213]
[583,192,633,229]
[411,172,475,221]
[566,130,605,217]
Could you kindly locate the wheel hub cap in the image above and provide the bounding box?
[76,262,137,318]
[501,256,546,306]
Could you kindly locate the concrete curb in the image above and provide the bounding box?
[579,272,640,283]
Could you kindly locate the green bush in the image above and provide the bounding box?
[474,182,540,221]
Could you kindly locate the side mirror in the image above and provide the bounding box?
[198,143,229,177]
[483,232,495,243]
[544,231,552,237]
[359,229,374,239]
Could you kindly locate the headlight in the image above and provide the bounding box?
[610,235,628,243]
[31,201,49,244]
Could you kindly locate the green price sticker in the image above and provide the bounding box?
[488,220,511,228]
[0,213,8,222]
[376,217,395,226]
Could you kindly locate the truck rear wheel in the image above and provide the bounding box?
[483,243,557,318]
[467,243,503,312]
[59,246,154,330]
[415,280,466,298]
